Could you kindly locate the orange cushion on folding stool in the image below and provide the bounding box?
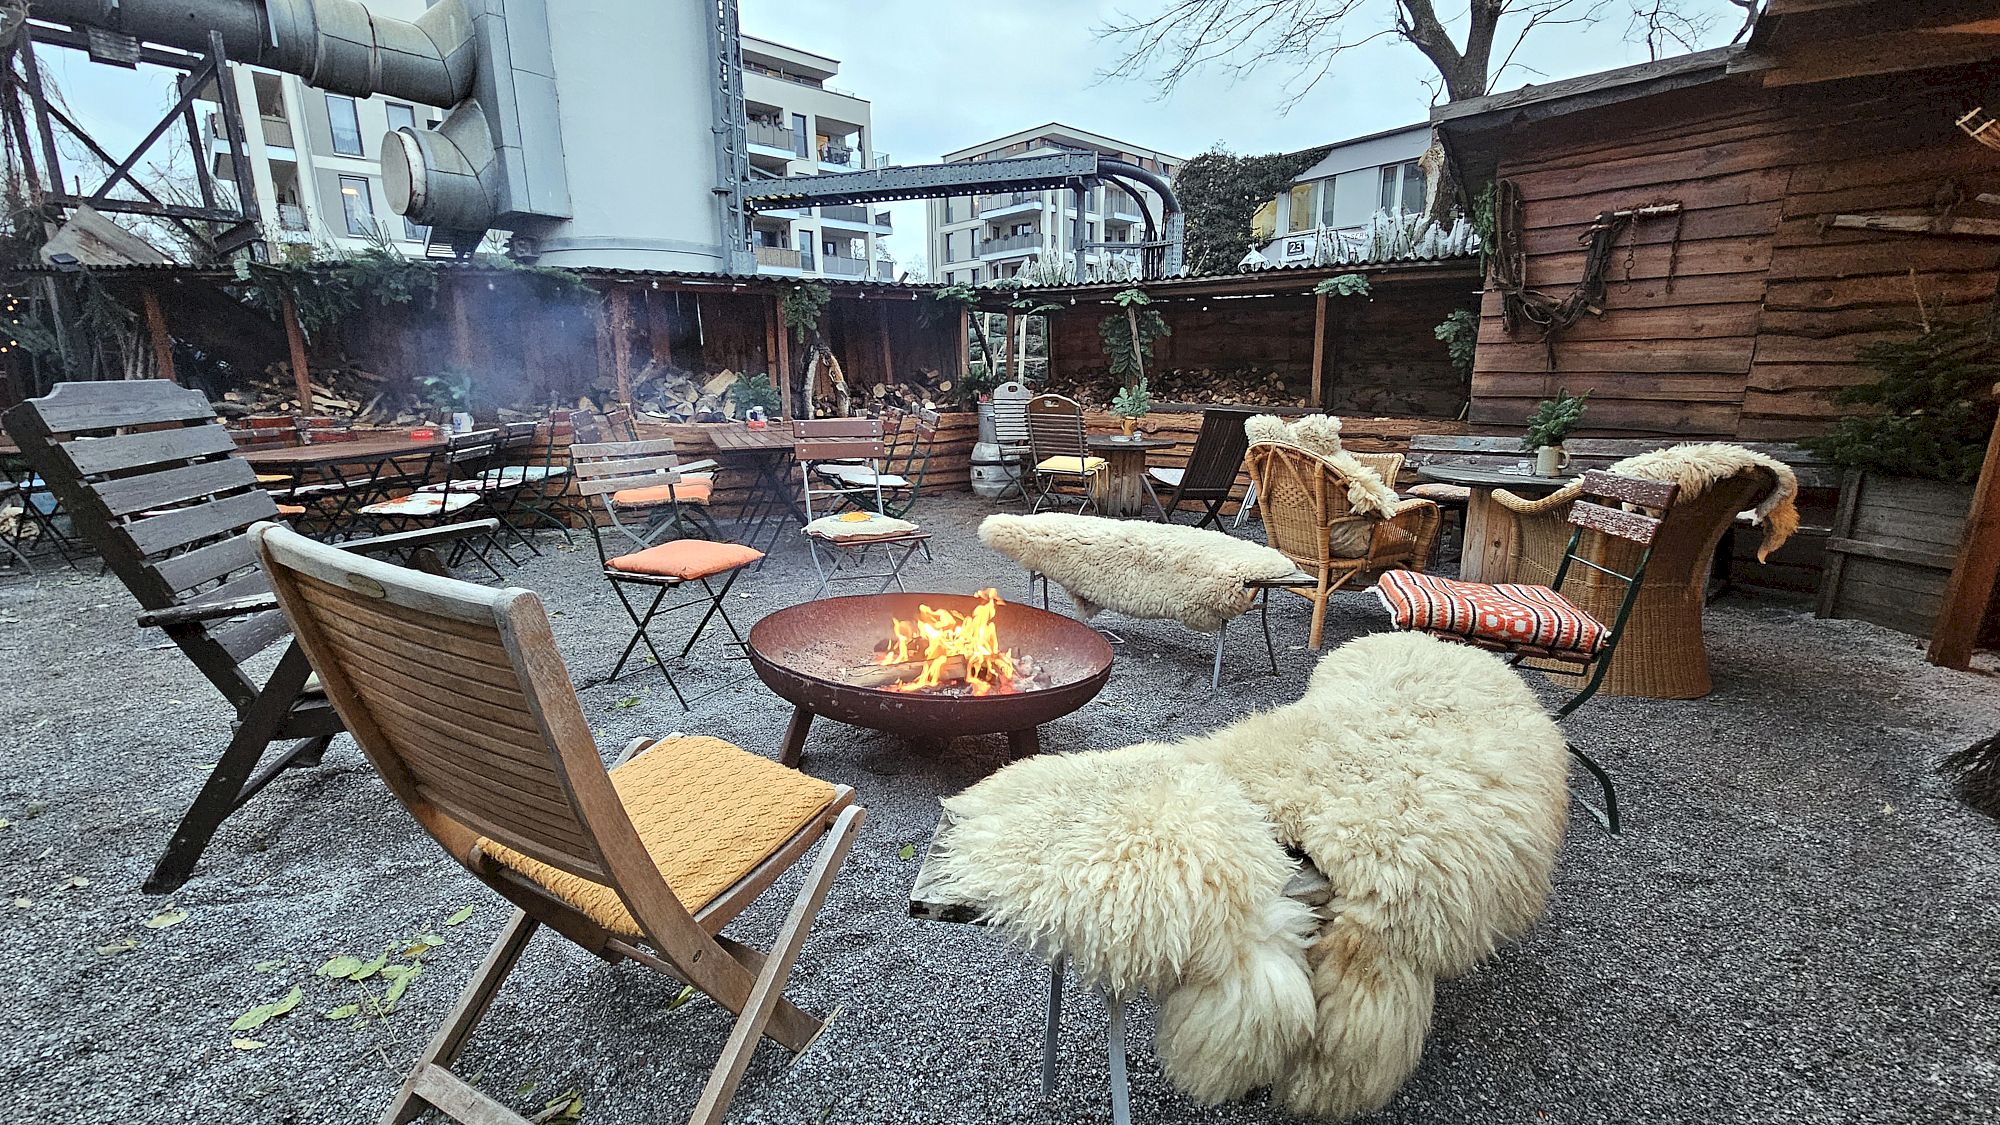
[612,477,713,507]
[276,503,307,518]
[608,538,763,580]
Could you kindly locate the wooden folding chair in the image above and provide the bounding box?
[248,523,866,1125]
[1,380,495,892]
[796,418,932,597]
[359,428,513,578]
[571,437,722,549]
[1149,406,1254,530]
[987,380,1034,504]
[1375,470,1680,834]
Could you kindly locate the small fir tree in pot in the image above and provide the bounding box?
[1521,389,1589,475]
[1111,379,1152,439]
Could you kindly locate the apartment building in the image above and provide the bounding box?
[741,36,893,280]
[194,0,438,258]
[1249,123,1435,268]
[926,125,1183,285]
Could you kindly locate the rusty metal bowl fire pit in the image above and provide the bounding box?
[747,592,1114,766]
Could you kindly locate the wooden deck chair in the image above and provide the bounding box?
[1149,406,1254,530]
[248,523,866,1125]
[1,380,495,892]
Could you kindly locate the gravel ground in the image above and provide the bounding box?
[1,494,1996,1125]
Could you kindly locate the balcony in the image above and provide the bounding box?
[819,204,871,227]
[261,115,294,150]
[874,260,896,280]
[754,245,804,270]
[977,191,1041,217]
[873,211,893,233]
[747,120,803,156]
[277,203,309,232]
[820,255,868,276]
[817,143,861,169]
[980,232,1043,256]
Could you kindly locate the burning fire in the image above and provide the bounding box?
[879,589,1020,695]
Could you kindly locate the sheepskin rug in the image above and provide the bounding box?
[978,512,1297,632]
[1245,413,1402,521]
[933,631,1570,1118]
[1609,442,1800,561]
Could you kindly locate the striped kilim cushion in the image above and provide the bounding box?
[1375,570,1608,657]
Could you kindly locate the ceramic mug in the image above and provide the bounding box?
[1534,445,1570,476]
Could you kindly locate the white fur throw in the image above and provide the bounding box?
[1245,414,1402,521]
[1609,442,1800,561]
[934,631,1570,1118]
[978,513,1298,632]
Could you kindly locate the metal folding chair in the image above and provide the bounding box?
[570,438,722,549]
[1025,394,1105,515]
[358,429,513,578]
[797,418,932,598]
[988,380,1033,504]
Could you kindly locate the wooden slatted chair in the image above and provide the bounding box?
[1025,393,1104,514]
[797,418,932,598]
[248,522,865,1125]
[1374,470,1680,834]
[571,436,722,548]
[1,380,494,892]
[1149,406,1254,530]
[988,380,1033,504]
[1243,441,1441,650]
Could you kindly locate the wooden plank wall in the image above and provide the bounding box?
[1474,69,2000,441]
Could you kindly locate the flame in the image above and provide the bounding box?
[879,588,1019,695]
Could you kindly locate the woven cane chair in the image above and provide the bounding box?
[1490,461,1782,700]
[1375,470,1679,833]
[1148,406,1254,530]
[249,523,865,1125]
[1243,441,1441,650]
[1025,394,1104,514]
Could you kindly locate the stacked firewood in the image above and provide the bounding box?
[1046,367,1312,409]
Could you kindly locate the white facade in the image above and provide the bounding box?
[1250,123,1435,269]
[741,36,891,281]
[925,125,1182,286]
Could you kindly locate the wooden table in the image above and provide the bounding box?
[706,423,806,538]
[239,432,443,472]
[1416,464,1576,582]
[1086,434,1179,517]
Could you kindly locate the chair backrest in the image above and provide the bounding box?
[990,381,1031,448]
[1026,394,1087,463]
[1175,407,1256,497]
[795,418,888,518]
[1244,441,1360,568]
[600,404,638,441]
[3,380,285,710]
[249,521,725,978]
[497,420,540,454]
[1351,451,1405,489]
[570,438,687,502]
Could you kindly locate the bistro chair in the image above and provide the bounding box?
[1025,393,1105,515]
[570,437,721,548]
[796,418,931,598]
[247,522,865,1125]
[988,380,1034,503]
[811,406,939,519]
[572,440,760,706]
[1149,406,1254,530]
[0,480,36,580]
[359,428,513,578]
[1243,441,1441,651]
[1374,470,1680,834]
[1,380,493,891]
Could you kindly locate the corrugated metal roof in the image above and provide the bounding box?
[2,259,944,294]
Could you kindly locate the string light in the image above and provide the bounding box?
[0,293,23,355]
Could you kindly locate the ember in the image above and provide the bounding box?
[877,589,1022,696]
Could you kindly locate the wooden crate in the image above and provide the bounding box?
[1817,471,1975,637]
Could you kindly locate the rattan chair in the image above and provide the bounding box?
[1025,393,1104,514]
[249,523,864,1125]
[1243,441,1441,650]
[1491,461,1783,699]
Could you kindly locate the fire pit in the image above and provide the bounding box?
[747,591,1115,765]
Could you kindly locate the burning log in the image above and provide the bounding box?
[843,655,969,689]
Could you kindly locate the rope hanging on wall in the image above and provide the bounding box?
[1492,178,1684,368]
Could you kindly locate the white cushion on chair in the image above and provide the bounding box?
[361,492,482,518]
[817,464,911,489]
[1147,467,1185,487]
[805,512,919,541]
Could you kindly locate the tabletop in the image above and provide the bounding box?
[240,433,443,470]
[1086,434,1180,452]
[1415,463,1575,492]
[708,424,799,453]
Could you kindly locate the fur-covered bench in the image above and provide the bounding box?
[979,513,1314,690]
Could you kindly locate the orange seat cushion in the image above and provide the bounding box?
[608,538,763,580]
[612,478,713,507]
[275,503,307,518]
[478,736,837,938]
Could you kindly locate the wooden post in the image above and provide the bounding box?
[140,287,175,384]
[280,292,312,411]
[956,306,969,377]
[450,279,475,373]
[877,301,893,388]
[1003,311,1017,384]
[608,285,634,406]
[1928,381,2000,669]
[773,294,792,420]
[1309,291,1328,409]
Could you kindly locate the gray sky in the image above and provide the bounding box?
[35,1,1748,272]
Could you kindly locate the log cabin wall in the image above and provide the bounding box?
[1468,67,2000,441]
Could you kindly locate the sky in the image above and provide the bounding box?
[34,0,1748,273]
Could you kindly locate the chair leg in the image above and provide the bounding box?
[1307,575,1332,651]
[1106,995,1132,1125]
[688,805,867,1125]
[1210,619,1227,693]
[1567,742,1621,835]
[607,583,688,709]
[1259,588,1278,676]
[379,909,541,1125]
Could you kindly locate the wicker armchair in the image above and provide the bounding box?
[1244,441,1440,650]
[1494,465,1783,699]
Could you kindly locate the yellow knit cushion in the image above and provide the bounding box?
[1036,455,1106,474]
[478,736,835,938]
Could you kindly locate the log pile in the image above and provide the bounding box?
[216,363,549,425]
[1045,368,1312,409]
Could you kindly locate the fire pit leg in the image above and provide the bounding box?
[779,706,816,768]
[1006,727,1041,758]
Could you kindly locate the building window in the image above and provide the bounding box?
[790,113,808,157]
[1380,161,1427,215]
[326,94,363,156]
[1322,168,1377,230]
[797,230,815,270]
[338,175,376,236]
[943,231,957,263]
[944,196,955,223]
[1284,182,1316,234]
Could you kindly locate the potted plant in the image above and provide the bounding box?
[1111,378,1152,440]
[726,371,782,422]
[1521,389,1589,475]
[419,368,478,433]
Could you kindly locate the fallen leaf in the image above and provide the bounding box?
[0,818,11,829]
[12,897,31,909]
[613,696,641,709]
[231,985,303,1032]
[382,964,421,1007]
[540,1090,584,1124]
[143,907,188,930]
[96,938,137,957]
[253,960,286,973]
[324,1003,360,1021]
[896,843,917,861]
[231,1038,267,1051]
[667,984,696,1011]
[349,951,390,981]
[444,904,476,927]
[59,875,90,890]
[317,955,365,979]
